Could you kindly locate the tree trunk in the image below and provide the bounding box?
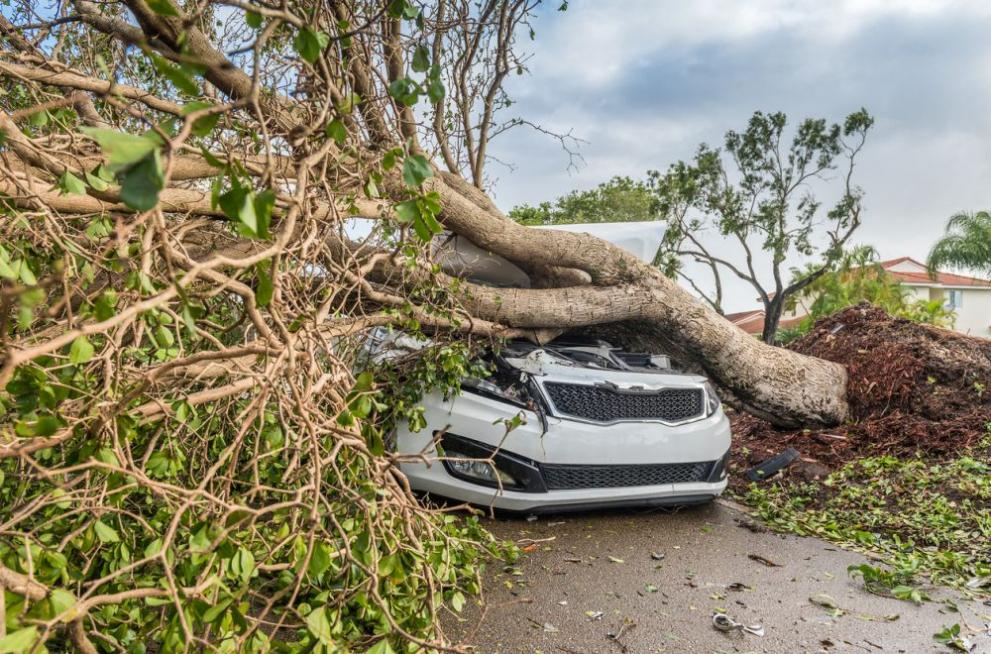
[417,178,850,427]
[761,296,785,344]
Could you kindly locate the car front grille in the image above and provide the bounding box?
[543,382,705,423]
[541,461,715,490]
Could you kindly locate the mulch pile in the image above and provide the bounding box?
[730,304,991,485]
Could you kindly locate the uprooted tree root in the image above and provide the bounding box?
[732,304,991,478]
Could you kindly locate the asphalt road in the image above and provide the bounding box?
[446,501,991,654]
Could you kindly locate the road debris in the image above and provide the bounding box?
[747,553,782,567]
[711,612,765,636]
[934,623,974,652]
[650,551,666,561]
[746,447,800,481]
[966,577,990,590]
[735,517,768,533]
[809,593,899,622]
[606,618,636,652]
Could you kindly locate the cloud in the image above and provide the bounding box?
[488,1,991,310]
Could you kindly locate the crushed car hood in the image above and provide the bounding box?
[503,349,707,389]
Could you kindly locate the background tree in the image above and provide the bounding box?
[927,210,991,278]
[778,245,954,343]
[508,175,655,225]
[650,110,874,342]
[0,1,859,651]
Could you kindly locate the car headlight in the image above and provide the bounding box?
[462,377,526,406]
[440,445,519,487]
[703,381,721,416]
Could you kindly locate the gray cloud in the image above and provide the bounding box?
[487,1,991,310]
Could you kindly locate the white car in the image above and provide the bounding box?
[396,338,731,513]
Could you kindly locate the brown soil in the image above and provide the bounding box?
[730,304,991,486]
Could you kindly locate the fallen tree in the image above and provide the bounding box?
[0,0,850,650]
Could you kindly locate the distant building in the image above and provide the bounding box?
[723,309,805,337]
[726,257,991,338]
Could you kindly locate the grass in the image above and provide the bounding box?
[740,444,991,596]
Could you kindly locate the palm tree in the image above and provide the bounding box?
[928,211,991,277]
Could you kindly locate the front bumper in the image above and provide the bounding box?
[396,390,731,513]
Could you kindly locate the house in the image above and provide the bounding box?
[724,309,805,337]
[727,257,991,338]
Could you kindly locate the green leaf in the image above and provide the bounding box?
[0,627,38,654]
[94,291,117,321]
[93,519,120,543]
[58,171,87,196]
[367,640,396,654]
[427,77,445,104]
[202,598,232,624]
[151,54,199,96]
[255,261,273,307]
[394,199,418,224]
[146,0,179,17]
[80,128,157,170]
[118,151,165,211]
[382,149,399,171]
[154,324,174,347]
[418,205,442,235]
[144,537,164,558]
[244,10,262,28]
[94,163,115,182]
[294,26,329,64]
[308,541,332,577]
[69,335,94,365]
[231,547,255,584]
[49,588,77,618]
[450,591,466,612]
[325,118,347,144]
[411,44,430,72]
[13,259,36,285]
[410,214,432,242]
[218,187,257,236]
[402,154,433,187]
[182,101,220,137]
[199,147,225,168]
[15,414,60,437]
[253,189,275,239]
[0,249,15,280]
[84,169,110,191]
[388,77,420,107]
[387,0,419,19]
[337,92,360,115]
[305,607,334,644]
[28,110,48,127]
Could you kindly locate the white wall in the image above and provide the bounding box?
[904,285,991,337]
[952,289,991,337]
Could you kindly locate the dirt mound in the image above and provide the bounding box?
[732,304,991,482]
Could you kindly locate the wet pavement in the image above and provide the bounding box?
[447,501,991,654]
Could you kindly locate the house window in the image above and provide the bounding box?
[946,289,963,310]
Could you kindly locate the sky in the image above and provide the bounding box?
[486,0,991,312]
